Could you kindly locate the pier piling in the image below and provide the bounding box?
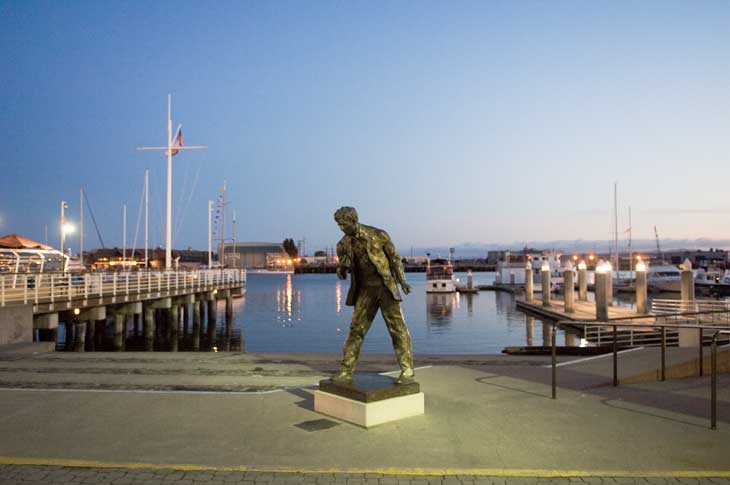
[113,314,124,351]
[541,264,551,307]
[170,305,179,352]
[595,264,609,321]
[143,305,155,351]
[524,262,533,303]
[225,295,233,352]
[192,298,201,351]
[85,319,95,351]
[74,321,86,352]
[207,297,217,350]
[578,260,587,301]
[563,265,575,313]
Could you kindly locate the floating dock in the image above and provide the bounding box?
[516,297,647,322]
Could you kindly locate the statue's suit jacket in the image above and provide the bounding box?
[336,224,408,307]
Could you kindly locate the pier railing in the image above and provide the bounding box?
[551,320,729,429]
[651,298,730,315]
[0,269,246,307]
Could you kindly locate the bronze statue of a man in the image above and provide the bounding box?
[332,207,415,385]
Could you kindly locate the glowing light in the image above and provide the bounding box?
[588,254,595,261]
[541,263,550,272]
[62,223,75,234]
[73,308,80,316]
[572,255,578,261]
[596,260,609,274]
[578,260,587,270]
[635,259,647,272]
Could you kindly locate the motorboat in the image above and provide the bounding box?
[426,259,456,293]
[647,264,682,292]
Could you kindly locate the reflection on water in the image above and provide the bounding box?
[232,272,585,354]
[426,293,455,326]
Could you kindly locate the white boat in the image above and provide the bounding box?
[426,260,456,293]
[647,264,682,292]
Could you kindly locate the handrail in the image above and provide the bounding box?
[551,320,729,429]
[0,269,245,307]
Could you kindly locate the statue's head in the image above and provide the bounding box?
[334,206,359,236]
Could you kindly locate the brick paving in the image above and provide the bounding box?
[0,466,729,485]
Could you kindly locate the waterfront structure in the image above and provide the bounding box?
[221,242,289,269]
[0,234,65,273]
[0,268,244,350]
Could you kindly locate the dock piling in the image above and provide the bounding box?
[192,297,201,351]
[563,264,575,313]
[636,259,647,314]
[578,260,587,301]
[170,305,179,352]
[595,262,609,321]
[541,263,551,307]
[524,261,533,303]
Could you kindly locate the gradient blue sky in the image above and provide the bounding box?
[1,1,729,254]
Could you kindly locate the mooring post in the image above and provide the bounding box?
[595,261,609,321]
[113,313,125,351]
[563,263,575,313]
[524,261,533,303]
[192,298,201,351]
[578,260,587,301]
[95,320,105,350]
[144,305,155,351]
[541,262,551,307]
[170,305,179,352]
[525,315,534,346]
[606,262,613,307]
[133,313,140,337]
[681,258,695,303]
[635,258,648,314]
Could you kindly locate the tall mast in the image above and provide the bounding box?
[80,187,84,268]
[220,179,227,269]
[144,169,149,268]
[613,182,619,276]
[627,206,632,274]
[123,204,127,263]
[232,208,237,269]
[208,200,213,267]
[165,94,172,270]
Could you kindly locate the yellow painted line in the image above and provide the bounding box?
[0,457,728,477]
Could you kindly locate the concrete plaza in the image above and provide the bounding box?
[0,348,728,483]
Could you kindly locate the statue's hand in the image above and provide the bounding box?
[401,282,412,295]
[336,267,348,280]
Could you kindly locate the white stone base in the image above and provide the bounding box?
[313,390,424,428]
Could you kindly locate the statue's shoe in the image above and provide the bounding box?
[330,370,353,384]
[395,369,415,385]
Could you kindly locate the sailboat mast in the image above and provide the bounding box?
[80,187,84,268]
[220,179,226,269]
[614,182,619,276]
[123,204,127,264]
[232,208,237,269]
[144,169,149,268]
[628,206,632,274]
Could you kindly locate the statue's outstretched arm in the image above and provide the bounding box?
[336,240,350,280]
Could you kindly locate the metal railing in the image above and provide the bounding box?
[551,320,729,429]
[651,298,730,315]
[0,269,246,307]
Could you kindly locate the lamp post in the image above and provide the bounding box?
[635,258,648,314]
[60,200,68,256]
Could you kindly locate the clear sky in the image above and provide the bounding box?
[1,1,729,254]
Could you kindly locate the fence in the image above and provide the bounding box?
[0,269,246,307]
[551,320,729,429]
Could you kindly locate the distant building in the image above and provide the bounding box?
[221,242,289,269]
[661,249,729,268]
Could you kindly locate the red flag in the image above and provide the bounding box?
[171,128,184,156]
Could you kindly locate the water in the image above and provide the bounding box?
[233,272,576,354]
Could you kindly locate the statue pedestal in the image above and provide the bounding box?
[314,374,424,428]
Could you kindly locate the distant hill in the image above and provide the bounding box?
[409,238,730,258]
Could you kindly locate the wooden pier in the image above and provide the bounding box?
[0,269,246,351]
